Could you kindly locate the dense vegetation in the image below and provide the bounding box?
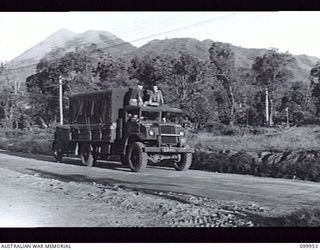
[1,40,320,131]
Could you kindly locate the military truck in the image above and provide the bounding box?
[52,88,194,172]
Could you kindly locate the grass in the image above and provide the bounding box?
[1,125,320,156]
[0,128,54,155]
[189,126,320,152]
[189,126,320,182]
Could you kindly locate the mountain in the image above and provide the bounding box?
[135,38,268,66]
[136,38,319,83]
[9,28,77,69]
[4,29,320,92]
[136,38,213,60]
[291,54,320,81]
[5,29,137,88]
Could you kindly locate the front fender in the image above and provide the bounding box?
[121,134,143,154]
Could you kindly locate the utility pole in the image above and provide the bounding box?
[270,99,274,127]
[59,75,63,125]
[265,87,269,126]
[286,107,289,128]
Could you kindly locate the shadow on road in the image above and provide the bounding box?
[0,149,175,173]
[25,167,180,190]
[0,149,132,172]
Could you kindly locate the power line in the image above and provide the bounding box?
[4,13,238,73]
[112,14,198,40]
[1,13,238,106]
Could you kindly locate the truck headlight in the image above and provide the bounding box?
[179,130,185,137]
[148,129,155,136]
[180,137,187,145]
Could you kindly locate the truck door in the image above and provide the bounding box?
[125,108,140,136]
[116,109,125,141]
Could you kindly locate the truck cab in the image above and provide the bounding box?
[115,105,193,171]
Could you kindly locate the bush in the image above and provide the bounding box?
[192,149,320,183]
[252,207,320,226]
[5,139,52,155]
[0,128,53,155]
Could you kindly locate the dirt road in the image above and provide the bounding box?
[0,150,320,227]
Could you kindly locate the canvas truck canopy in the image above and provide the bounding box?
[69,88,129,125]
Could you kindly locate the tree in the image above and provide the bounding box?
[155,53,207,103]
[280,81,314,125]
[0,61,5,75]
[234,67,258,126]
[252,49,295,126]
[310,62,320,117]
[128,52,218,128]
[154,52,218,128]
[129,55,162,88]
[96,56,132,89]
[26,45,131,126]
[209,42,238,126]
[0,62,31,129]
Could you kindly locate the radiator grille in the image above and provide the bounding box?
[161,136,177,144]
[160,125,175,134]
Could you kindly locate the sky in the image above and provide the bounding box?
[0,11,320,62]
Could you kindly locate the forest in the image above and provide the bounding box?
[1,41,320,132]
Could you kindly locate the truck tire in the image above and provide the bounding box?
[174,152,193,171]
[127,142,148,172]
[80,144,94,167]
[81,151,94,167]
[52,142,63,163]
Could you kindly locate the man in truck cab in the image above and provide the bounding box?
[148,84,164,106]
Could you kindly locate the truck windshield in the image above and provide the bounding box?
[141,111,160,122]
[162,112,182,124]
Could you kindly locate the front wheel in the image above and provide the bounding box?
[174,152,193,171]
[127,142,148,172]
[52,142,63,163]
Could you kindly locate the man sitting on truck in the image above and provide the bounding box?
[148,84,164,106]
[129,82,144,106]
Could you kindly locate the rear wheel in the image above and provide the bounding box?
[127,142,148,172]
[52,142,63,163]
[80,144,94,167]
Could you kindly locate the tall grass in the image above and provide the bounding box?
[2,125,320,159]
[189,126,320,152]
[0,127,54,155]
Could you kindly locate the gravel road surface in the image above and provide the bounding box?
[0,150,319,227]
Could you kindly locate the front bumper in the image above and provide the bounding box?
[144,146,194,153]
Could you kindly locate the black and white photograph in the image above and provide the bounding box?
[1,11,320,231]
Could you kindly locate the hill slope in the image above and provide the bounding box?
[3,29,320,90]
[5,29,136,87]
[136,38,319,82]
[9,28,78,69]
